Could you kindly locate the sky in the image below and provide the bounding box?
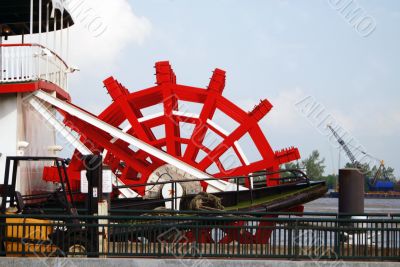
[60,0,400,176]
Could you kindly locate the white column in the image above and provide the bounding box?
[30,0,33,37]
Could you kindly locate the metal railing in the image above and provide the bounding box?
[0,44,69,91]
[1,211,399,260]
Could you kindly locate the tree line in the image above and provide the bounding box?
[281,150,397,190]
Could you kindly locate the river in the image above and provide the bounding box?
[304,197,400,213]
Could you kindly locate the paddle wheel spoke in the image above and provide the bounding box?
[45,61,300,197]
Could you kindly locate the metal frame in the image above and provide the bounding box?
[0,156,74,214]
[28,96,138,198]
[31,89,245,194]
[31,61,300,198]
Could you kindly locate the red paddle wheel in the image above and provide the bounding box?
[44,61,300,198]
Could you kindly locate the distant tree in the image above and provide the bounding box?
[283,162,299,169]
[345,162,396,181]
[344,162,371,175]
[302,150,325,180]
[384,166,396,181]
[321,174,338,189]
[279,162,301,178]
[371,165,396,181]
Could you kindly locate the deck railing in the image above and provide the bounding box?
[0,44,69,91]
[1,211,399,260]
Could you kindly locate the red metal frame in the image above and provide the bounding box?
[43,61,300,195]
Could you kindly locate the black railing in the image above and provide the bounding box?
[0,211,399,260]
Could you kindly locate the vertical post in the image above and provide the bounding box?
[98,196,109,258]
[9,160,18,206]
[38,0,42,79]
[339,168,364,215]
[288,221,293,257]
[30,0,33,36]
[66,21,69,90]
[249,176,253,204]
[54,9,57,85]
[84,154,103,258]
[0,30,2,81]
[0,158,11,213]
[337,168,365,257]
[172,182,175,210]
[236,177,239,205]
[85,155,103,211]
[46,3,49,81]
[60,11,63,57]
[293,220,299,259]
[334,216,341,259]
[59,10,64,87]
[53,7,56,74]
[0,158,9,257]
[38,0,42,42]
[66,20,69,62]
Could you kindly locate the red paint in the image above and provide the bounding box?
[0,80,70,101]
[42,61,300,196]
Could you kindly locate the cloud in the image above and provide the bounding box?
[66,0,151,68]
[236,88,307,128]
[260,88,308,129]
[357,109,400,137]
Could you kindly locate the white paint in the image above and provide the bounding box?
[32,90,246,192]
[0,95,18,185]
[137,112,164,123]
[145,164,202,199]
[80,169,113,193]
[102,169,113,193]
[17,141,30,149]
[162,182,183,210]
[28,95,139,198]
[172,110,199,118]
[0,45,69,92]
[19,93,58,195]
[207,119,228,136]
[0,93,58,195]
[29,97,92,154]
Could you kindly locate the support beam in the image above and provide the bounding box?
[28,96,139,198]
[184,69,225,162]
[31,90,246,192]
[163,85,181,157]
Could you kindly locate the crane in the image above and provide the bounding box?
[369,160,393,190]
[327,125,361,168]
[327,125,394,191]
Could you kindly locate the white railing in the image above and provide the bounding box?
[0,44,69,92]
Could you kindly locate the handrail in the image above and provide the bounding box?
[1,211,400,220]
[0,43,69,69]
[1,211,399,259]
[0,43,69,91]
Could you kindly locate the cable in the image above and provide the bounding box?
[345,142,381,163]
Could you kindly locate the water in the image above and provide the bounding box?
[304,197,400,213]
